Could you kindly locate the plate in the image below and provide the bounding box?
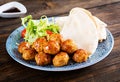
[6,17,114,71]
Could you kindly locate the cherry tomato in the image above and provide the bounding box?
[21,28,26,38]
[46,30,53,35]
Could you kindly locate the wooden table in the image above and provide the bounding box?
[0,0,120,82]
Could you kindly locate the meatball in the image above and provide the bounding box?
[35,52,51,66]
[32,37,47,52]
[18,41,30,54]
[72,49,89,63]
[49,33,63,44]
[43,40,60,55]
[53,52,69,67]
[22,48,36,60]
[61,39,78,54]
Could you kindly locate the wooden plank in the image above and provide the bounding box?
[23,0,120,17]
[1,0,120,17]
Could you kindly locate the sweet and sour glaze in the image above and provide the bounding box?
[18,33,89,67]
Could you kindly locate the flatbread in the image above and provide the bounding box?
[55,7,107,55]
[55,8,107,42]
[93,16,107,42]
[60,7,98,55]
[74,8,107,42]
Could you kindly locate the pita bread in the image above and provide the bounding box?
[55,16,68,31]
[55,7,107,55]
[55,8,107,42]
[93,16,107,42]
[73,7,107,42]
[60,7,98,55]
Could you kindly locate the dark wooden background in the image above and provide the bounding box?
[0,0,120,82]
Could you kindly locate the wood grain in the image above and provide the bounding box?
[0,0,120,82]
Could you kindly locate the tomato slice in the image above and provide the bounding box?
[21,28,26,38]
[46,30,53,35]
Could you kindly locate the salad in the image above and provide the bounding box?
[21,15,60,44]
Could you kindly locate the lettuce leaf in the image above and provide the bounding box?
[21,15,60,44]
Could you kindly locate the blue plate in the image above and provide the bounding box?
[6,18,114,71]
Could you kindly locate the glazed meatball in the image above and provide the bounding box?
[72,49,89,63]
[35,52,51,66]
[43,40,60,55]
[61,39,78,54]
[18,41,30,54]
[49,33,63,44]
[53,52,69,67]
[22,48,36,60]
[32,37,47,52]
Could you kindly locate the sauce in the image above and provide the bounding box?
[3,8,20,13]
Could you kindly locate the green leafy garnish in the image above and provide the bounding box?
[21,15,32,27]
[21,15,60,44]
